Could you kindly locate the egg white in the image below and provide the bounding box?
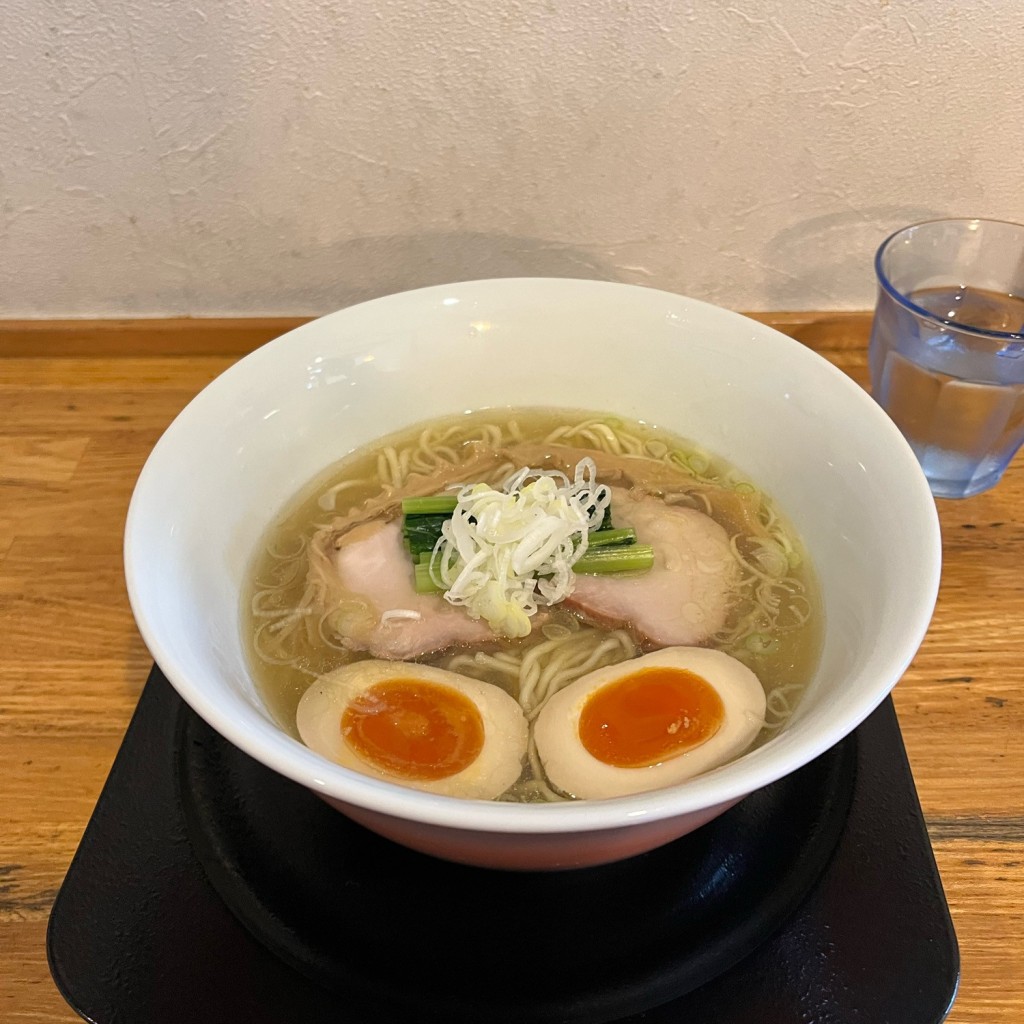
[533,647,767,800]
[296,660,528,799]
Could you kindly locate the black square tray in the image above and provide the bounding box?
[48,667,959,1024]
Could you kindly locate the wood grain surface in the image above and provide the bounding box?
[2,314,1021,1023]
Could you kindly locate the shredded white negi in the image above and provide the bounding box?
[429,458,611,638]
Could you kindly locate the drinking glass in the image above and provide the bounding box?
[868,218,1024,498]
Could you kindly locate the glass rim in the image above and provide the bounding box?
[874,217,1024,343]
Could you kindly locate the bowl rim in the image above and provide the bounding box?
[125,277,942,835]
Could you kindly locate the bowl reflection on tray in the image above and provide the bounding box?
[178,683,856,1021]
[123,277,941,869]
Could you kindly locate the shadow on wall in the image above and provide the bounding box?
[759,206,943,310]
[243,232,628,314]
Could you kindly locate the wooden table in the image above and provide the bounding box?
[2,314,1021,1023]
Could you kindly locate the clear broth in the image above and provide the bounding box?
[243,408,822,799]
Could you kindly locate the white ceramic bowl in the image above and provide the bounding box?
[124,278,940,870]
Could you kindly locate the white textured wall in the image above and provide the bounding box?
[2,0,1022,317]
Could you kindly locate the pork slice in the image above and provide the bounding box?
[331,519,494,660]
[565,488,738,647]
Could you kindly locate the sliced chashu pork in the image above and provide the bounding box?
[328,519,494,660]
[566,487,738,647]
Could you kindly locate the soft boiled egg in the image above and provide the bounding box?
[533,647,767,799]
[296,660,529,799]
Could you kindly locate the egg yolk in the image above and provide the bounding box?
[341,679,485,781]
[578,667,724,768]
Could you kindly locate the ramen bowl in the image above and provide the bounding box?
[124,278,940,870]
